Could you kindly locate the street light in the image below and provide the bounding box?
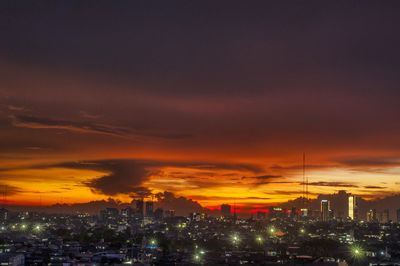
[149,239,157,247]
[351,245,364,259]
[256,236,263,243]
[231,234,240,245]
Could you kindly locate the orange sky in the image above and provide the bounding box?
[2,1,400,209]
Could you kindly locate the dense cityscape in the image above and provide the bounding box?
[1,192,400,265]
[3,1,400,266]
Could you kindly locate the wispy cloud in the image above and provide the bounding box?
[11,114,192,140]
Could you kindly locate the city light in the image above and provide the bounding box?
[268,227,276,235]
[193,254,200,262]
[351,245,365,259]
[231,234,240,245]
[256,236,263,243]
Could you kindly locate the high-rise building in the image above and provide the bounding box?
[221,204,231,217]
[300,208,308,218]
[348,195,358,220]
[154,208,164,220]
[366,209,377,222]
[397,209,400,223]
[0,208,8,222]
[379,209,390,223]
[165,209,175,218]
[321,200,330,222]
[121,207,133,219]
[145,201,154,217]
[135,199,144,217]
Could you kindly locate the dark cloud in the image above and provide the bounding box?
[60,160,151,196]
[155,191,203,216]
[78,161,149,195]
[0,183,22,196]
[129,186,153,199]
[189,195,271,201]
[364,185,387,189]
[1,159,263,196]
[242,175,282,180]
[307,181,359,188]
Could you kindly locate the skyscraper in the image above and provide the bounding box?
[348,195,358,220]
[145,201,154,217]
[135,199,144,217]
[321,200,330,222]
[379,209,390,223]
[366,209,377,222]
[397,209,400,223]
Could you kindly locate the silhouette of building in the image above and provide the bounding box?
[366,209,377,222]
[397,208,400,223]
[321,200,330,222]
[121,207,134,219]
[145,201,154,217]
[135,200,144,217]
[165,209,175,218]
[221,204,231,217]
[0,208,8,222]
[379,209,390,223]
[154,208,164,220]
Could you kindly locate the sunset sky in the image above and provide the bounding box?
[1,1,400,210]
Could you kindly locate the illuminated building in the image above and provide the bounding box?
[300,208,308,217]
[269,207,285,219]
[348,195,358,220]
[320,200,330,222]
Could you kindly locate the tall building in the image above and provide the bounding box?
[321,200,330,222]
[221,204,231,217]
[397,209,400,223]
[154,208,164,220]
[165,209,175,218]
[145,201,154,217]
[379,209,390,223]
[135,199,144,217]
[121,207,133,219]
[0,208,8,222]
[348,195,358,220]
[366,209,377,222]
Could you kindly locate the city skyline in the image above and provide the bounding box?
[2,1,400,212]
